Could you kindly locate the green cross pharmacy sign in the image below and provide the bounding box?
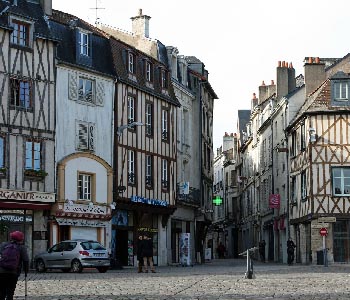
[213,196,223,206]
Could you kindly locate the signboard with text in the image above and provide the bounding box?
[269,194,281,209]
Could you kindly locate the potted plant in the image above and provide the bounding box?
[24,169,48,178]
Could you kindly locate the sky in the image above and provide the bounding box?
[52,0,350,151]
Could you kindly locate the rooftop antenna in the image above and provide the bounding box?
[90,0,105,24]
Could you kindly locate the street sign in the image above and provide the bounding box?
[318,217,336,223]
[319,227,328,236]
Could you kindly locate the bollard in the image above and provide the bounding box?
[239,246,258,279]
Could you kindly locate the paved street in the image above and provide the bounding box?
[14,259,350,300]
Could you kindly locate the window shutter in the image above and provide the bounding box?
[95,80,105,106]
[68,72,78,101]
[76,122,89,150]
[89,123,95,151]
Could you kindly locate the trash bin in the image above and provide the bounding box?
[317,250,324,265]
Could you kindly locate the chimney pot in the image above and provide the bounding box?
[278,61,281,67]
[308,57,313,64]
[262,81,265,86]
[289,62,293,68]
[315,57,320,64]
[138,8,142,15]
[252,92,257,99]
[271,80,274,85]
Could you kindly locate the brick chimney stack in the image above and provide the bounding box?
[39,0,52,16]
[277,60,296,99]
[304,57,326,96]
[131,9,151,38]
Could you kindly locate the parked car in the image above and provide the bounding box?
[34,239,110,273]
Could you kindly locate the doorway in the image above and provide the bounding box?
[115,229,129,266]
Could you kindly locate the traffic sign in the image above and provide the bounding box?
[318,217,336,223]
[319,227,328,236]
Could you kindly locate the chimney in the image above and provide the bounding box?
[131,9,151,38]
[304,57,326,96]
[39,0,52,15]
[258,81,267,104]
[277,60,296,99]
[251,92,258,110]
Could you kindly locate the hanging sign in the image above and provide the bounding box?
[269,194,280,209]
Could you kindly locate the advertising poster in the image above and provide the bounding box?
[180,233,191,266]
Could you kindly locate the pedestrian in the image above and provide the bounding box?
[0,231,29,300]
[287,238,296,265]
[142,234,155,273]
[259,239,266,262]
[136,234,144,273]
[216,242,226,259]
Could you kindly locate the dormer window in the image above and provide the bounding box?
[128,52,136,74]
[160,69,168,89]
[79,31,89,56]
[145,61,153,82]
[334,81,349,101]
[12,20,29,46]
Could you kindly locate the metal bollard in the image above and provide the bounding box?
[239,246,258,279]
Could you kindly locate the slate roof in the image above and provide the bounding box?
[237,109,251,146]
[0,0,54,40]
[109,36,180,107]
[49,10,115,77]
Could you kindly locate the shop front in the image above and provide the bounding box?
[112,195,176,267]
[0,188,55,263]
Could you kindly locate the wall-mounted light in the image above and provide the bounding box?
[309,128,317,143]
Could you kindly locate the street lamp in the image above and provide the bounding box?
[117,122,144,137]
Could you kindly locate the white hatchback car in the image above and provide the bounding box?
[34,239,110,273]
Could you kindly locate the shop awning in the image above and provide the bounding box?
[0,201,52,210]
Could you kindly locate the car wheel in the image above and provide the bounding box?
[61,268,71,273]
[36,259,46,273]
[96,267,108,273]
[71,259,83,273]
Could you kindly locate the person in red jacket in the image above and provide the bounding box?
[0,231,29,300]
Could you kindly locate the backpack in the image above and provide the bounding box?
[0,242,21,270]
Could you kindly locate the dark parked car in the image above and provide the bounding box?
[34,239,110,273]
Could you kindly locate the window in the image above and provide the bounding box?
[161,109,168,141]
[300,123,306,151]
[291,131,297,156]
[145,103,153,136]
[128,52,135,74]
[78,173,91,200]
[128,96,135,124]
[333,167,350,196]
[145,61,153,82]
[146,155,153,187]
[291,176,297,203]
[25,141,41,170]
[76,121,95,151]
[160,69,168,88]
[161,159,168,189]
[78,78,94,103]
[10,78,31,108]
[11,20,29,46]
[128,150,135,184]
[79,32,89,56]
[0,137,4,168]
[334,81,349,101]
[301,171,307,200]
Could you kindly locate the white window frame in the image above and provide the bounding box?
[78,77,94,103]
[161,159,168,189]
[161,109,168,140]
[146,61,152,82]
[333,167,350,196]
[334,81,349,101]
[146,155,152,186]
[128,52,135,74]
[145,103,152,135]
[301,171,307,200]
[79,31,89,56]
[76,121,95,151]
[25,141,41,170]
[128,150,135,184]
[128,96,135,124]
[78,173,92,200]
[160,69,168,88]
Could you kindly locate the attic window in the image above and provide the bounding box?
[333,81,349,101]
[11,20,30,47]
[79,31,89,56]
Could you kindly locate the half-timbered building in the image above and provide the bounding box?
[287,56,350,264]
[0,0,56,261]
[109,36,179,267]
[48,11,115,250]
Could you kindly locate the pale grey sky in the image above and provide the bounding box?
[52,0,350,151]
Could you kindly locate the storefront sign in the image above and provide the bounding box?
[131,195,168,207]
[0,188,55,203]
[0,214,32,223]
[318,217,336,223]
[64,203,107,215]
[55,217,108,227]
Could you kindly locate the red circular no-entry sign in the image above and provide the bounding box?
[319,227,328,236]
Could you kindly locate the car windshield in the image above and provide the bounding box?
[80,241,106,251]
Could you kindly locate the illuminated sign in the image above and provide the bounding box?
[213,196,223,206]
[131,195,168,207]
